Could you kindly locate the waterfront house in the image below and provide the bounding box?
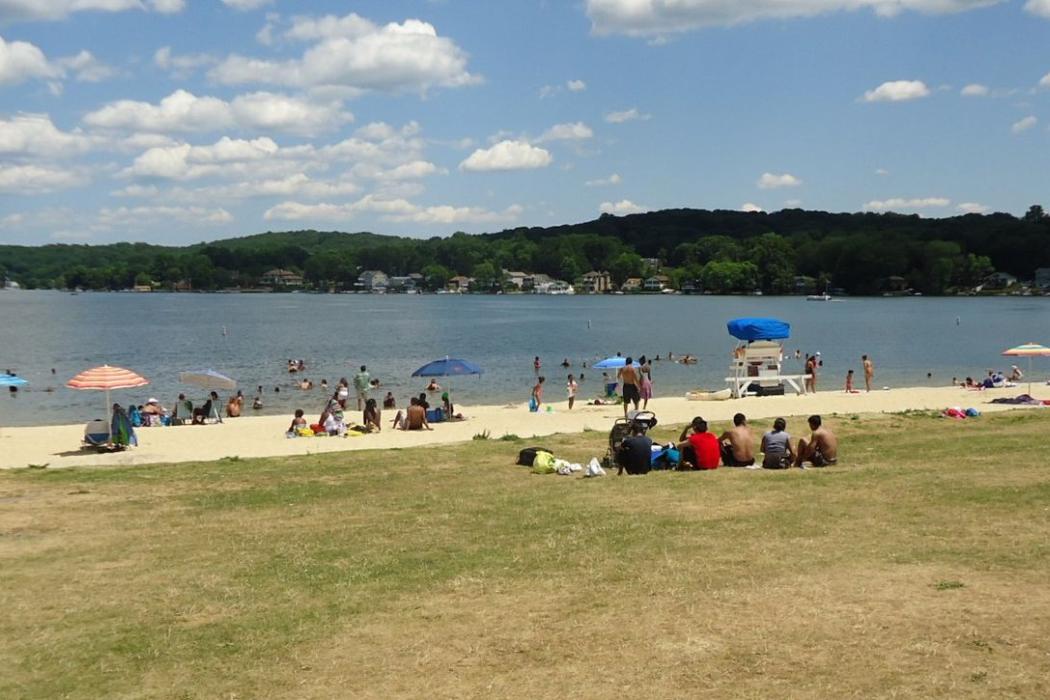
[983,272,1017,290]
[261,268,304,288]
[644,275,671,292]
[448,275,473,292]
[504,270,529,290]
[1034,268,1050,290]
[622,277,643,292]
[580,270,612,294]
[387,275,416,292]
[357,270,389,292]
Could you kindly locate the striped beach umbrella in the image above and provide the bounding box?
[67,365,150,442]
[1001,343,1050,395]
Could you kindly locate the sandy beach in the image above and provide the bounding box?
[0,384,1041,470]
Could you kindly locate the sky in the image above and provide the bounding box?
[0,0,1049,246]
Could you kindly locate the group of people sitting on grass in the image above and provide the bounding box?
[616,412,838,475]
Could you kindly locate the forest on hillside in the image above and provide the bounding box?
[2,206,1048,295]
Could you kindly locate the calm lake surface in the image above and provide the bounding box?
[1,290,1048,427]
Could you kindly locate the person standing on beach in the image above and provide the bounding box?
[353,365,370,410]
[639,356,653,409]
[805,355,818,393]
[531,376,545,411]
[862,355,874,392]
[534,356,541,372]
[618,357,641,417]
[567,373,578,410]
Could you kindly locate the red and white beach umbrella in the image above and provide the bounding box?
[67,365,150,439]
[1001,343,1050,395]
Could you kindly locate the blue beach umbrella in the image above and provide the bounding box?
[411,357,482,406]
[592,357,640,370]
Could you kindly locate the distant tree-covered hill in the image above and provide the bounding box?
[2,206,1048,295]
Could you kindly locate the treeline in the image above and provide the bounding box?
[2,206,1048,295]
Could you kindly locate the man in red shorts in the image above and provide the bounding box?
[677,416,720,470]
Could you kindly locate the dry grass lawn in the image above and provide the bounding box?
[2,410,1049,699]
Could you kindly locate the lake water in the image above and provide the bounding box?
[1,290,1048,426]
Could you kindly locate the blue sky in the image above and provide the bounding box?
[1,0,1048,245]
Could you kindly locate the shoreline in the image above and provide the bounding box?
[0,385,1041,470]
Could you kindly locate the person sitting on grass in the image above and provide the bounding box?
[718,413,755,467]
[677,417,720,470]
[794,415,838,468]
[761,417,794,469]
[616,423,653,475]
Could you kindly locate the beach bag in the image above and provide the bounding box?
[528,397,539,412]
[517,446,552,466]
[965,408,981,417]
[531,451,557,474]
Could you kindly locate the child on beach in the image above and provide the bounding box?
[567,374,578,410]
[530,376,545,412]
[287,409,308,436]
[845,369,859,393]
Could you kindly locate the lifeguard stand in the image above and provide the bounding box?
[724,318,806,398]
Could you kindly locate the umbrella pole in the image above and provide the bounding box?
[106,387,112,444]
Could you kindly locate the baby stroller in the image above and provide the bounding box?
[603,411,658,469]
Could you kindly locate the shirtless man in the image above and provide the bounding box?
[617,357,641,417]
[718,413,755,467]
[404,397,432,431]
[794,414,838,468]
[862,355,874,392]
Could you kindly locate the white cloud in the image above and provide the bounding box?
[1024,0,1050,18]
[459,140,552,171]
[97,205,232,227]
[605,107,651,123]
[58,50,114,81]
[875,168,890,176]
[386,203,523,225]
[783,199,803,207]
[957,202,990,214]
[585,0,1004,36]
[262,195,521,226]
[538,122,594,142]
[211,15,479,94]
[585,173,622,187]
[154,46,217,78]
[120,136,288,180]
[740,202,764,213]
[960,83,989,97]
[1039,71,1050,88]
[221,0,272,10]
[0,35,60,85]
[862,80,930,102]
[568,79,587,92]
[757,172,802,189]
[600,199,645,215]
[863,197,950,211]
[0,164,88,193]
[83,89,352,137]
[0,113,92,158]
[1011,115,1037,134]
[0,0,184,21]
[149,0,184,13]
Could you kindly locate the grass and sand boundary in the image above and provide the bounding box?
[0,384,1037,470]
[1,406,1049,698]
